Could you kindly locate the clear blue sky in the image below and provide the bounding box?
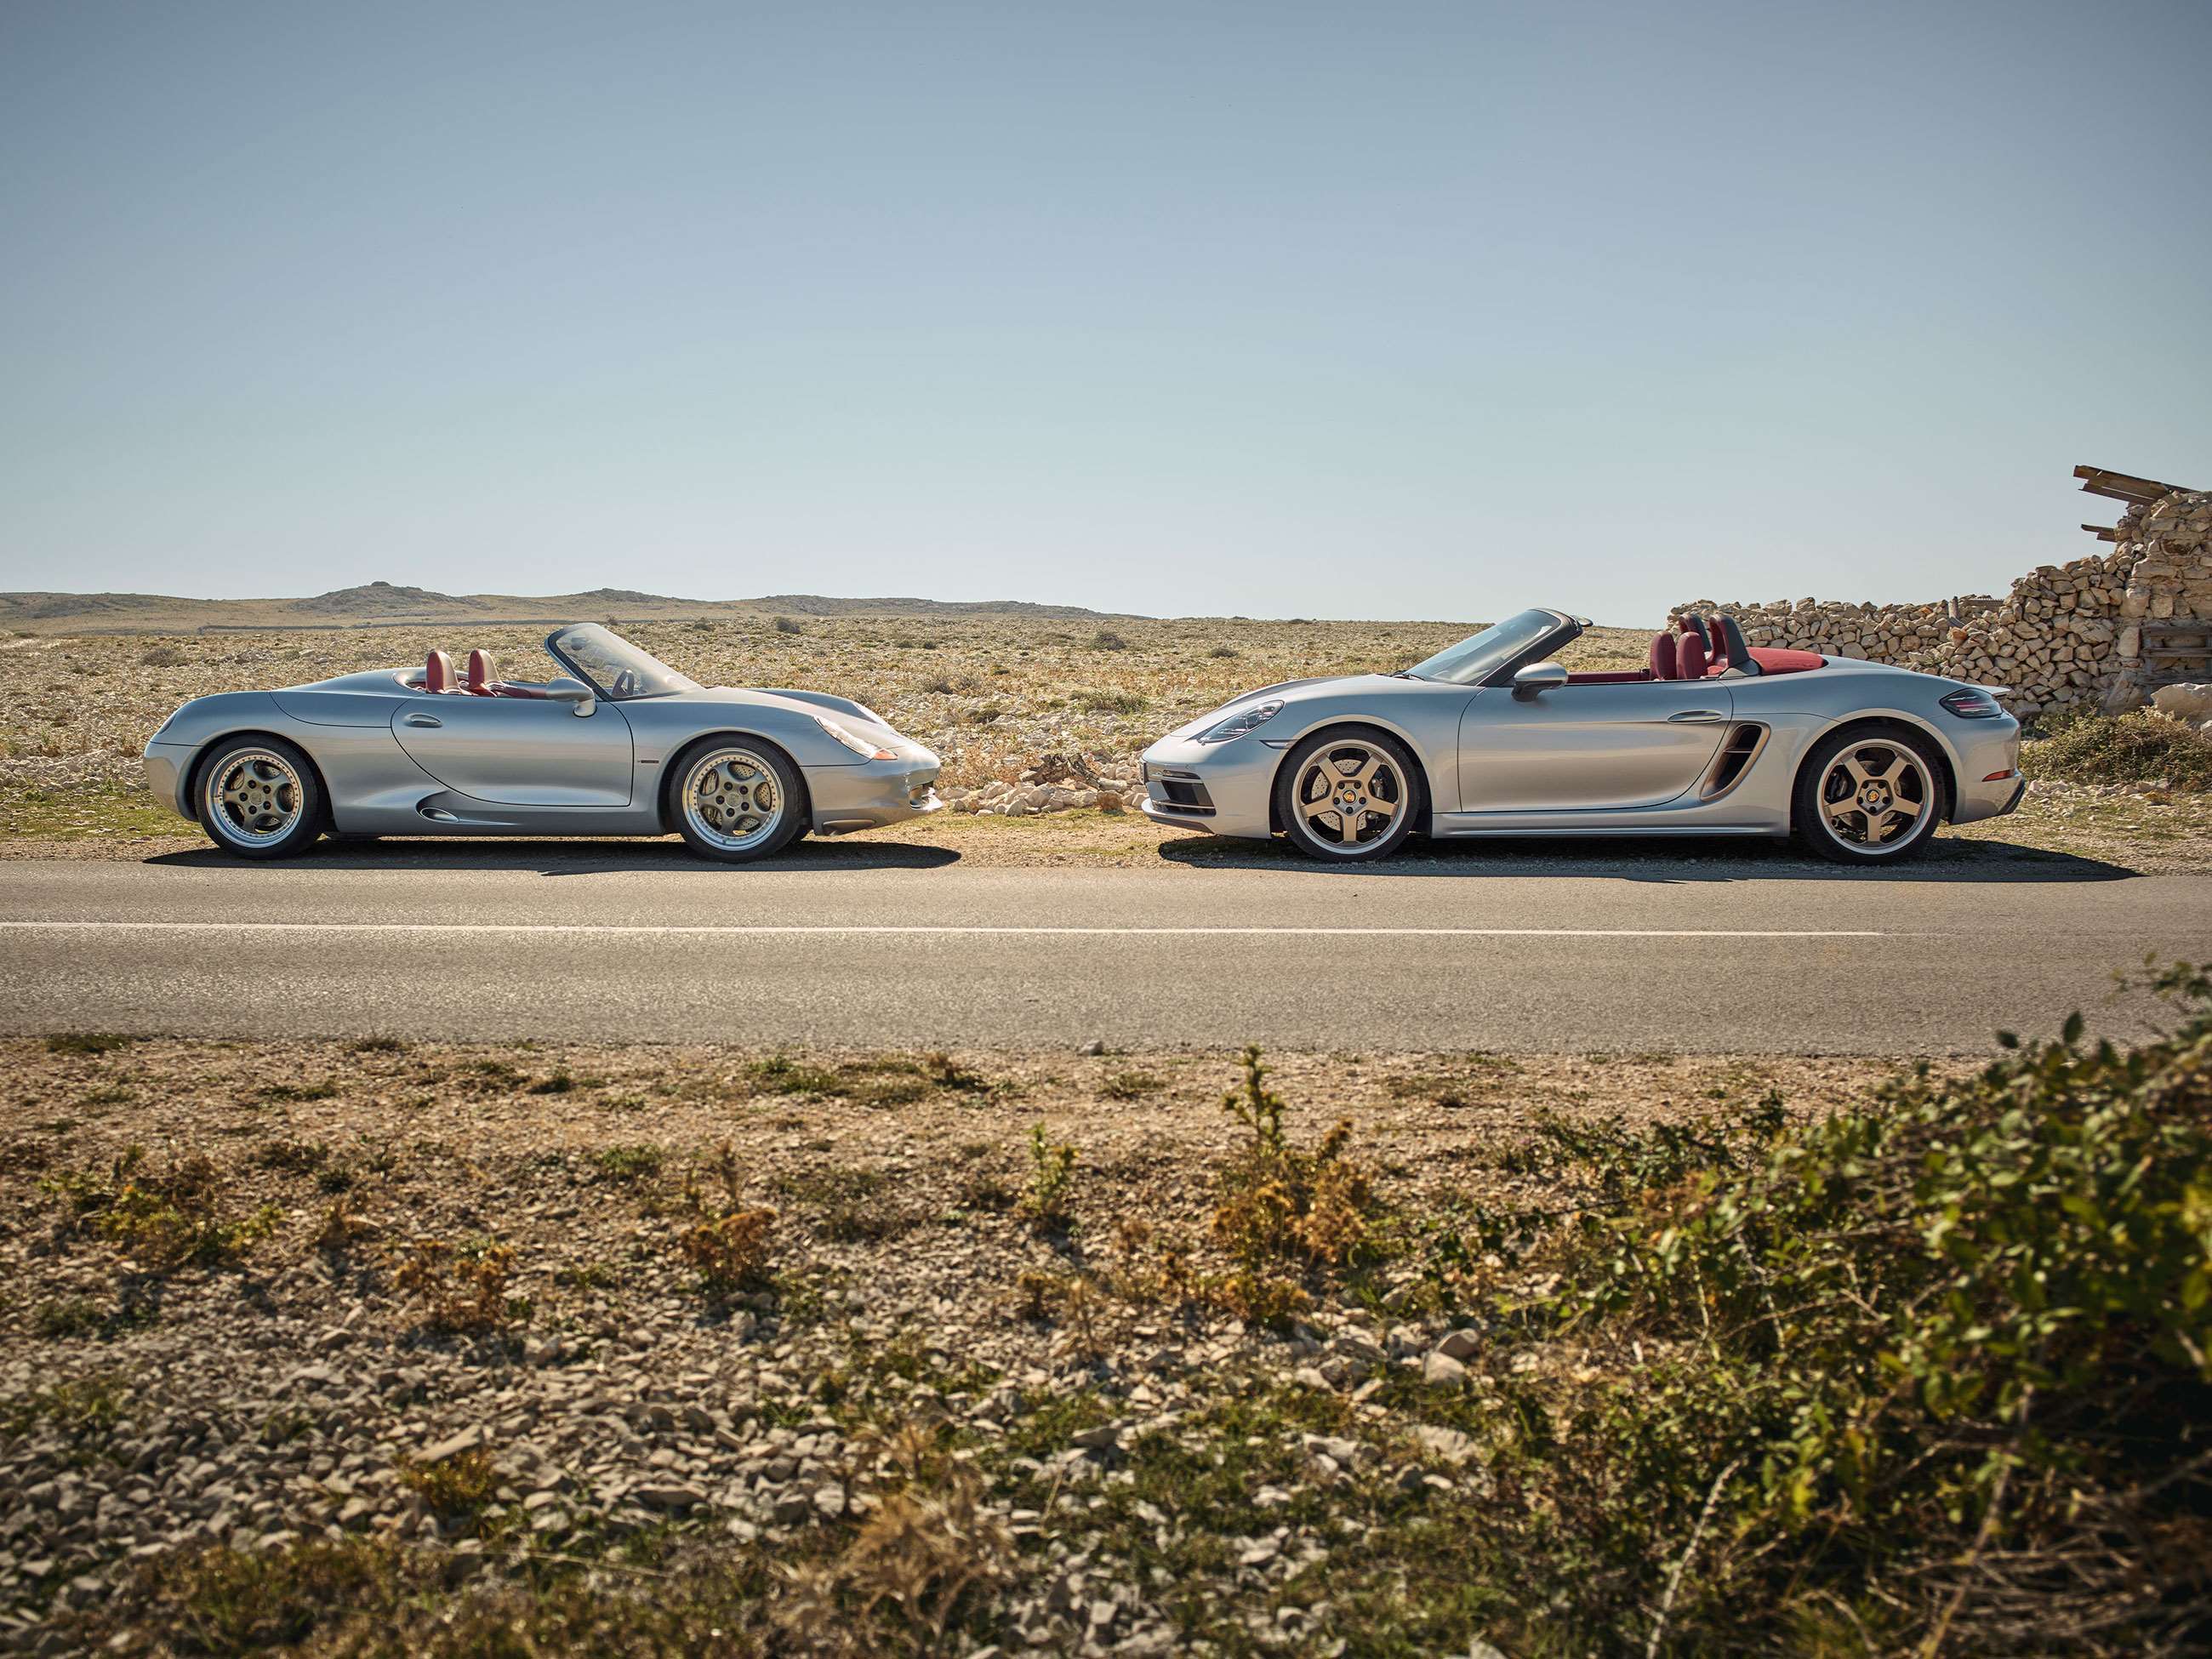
[3,0,2206,624]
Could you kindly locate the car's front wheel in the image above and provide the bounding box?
[194,736,326,860]
[1792,727,1947,864]
[1274,728,1422,862]
[667,739,808,863]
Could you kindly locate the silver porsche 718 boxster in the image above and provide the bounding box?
[1137,607,2025,864]
[143,624,942,861]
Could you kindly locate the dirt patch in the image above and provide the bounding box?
[0,1036,1907,1652]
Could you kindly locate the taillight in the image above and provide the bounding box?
[1940,687,2004,719]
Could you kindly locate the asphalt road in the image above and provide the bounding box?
[1,847,2205,1053]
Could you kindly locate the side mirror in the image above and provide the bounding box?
[546,676,596,717]
[1511,661,1568,699]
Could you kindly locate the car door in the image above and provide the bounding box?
[391,696,635,807]
[1457,681,1733,812]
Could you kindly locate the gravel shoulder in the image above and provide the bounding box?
[4,780,2209,874]
[1,1036,1912,1655]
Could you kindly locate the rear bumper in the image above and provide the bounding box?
[1945,720,2026,826]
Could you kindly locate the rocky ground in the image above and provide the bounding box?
[7,613,2209,873]
[0,613,1649,810]
[0,1036,1908,1656]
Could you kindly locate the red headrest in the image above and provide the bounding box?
[424,649,455,693]
[465,649,498,694]
[1649,632,1679,681]
[1676,632,1707,679]
[1676,614,1710,648]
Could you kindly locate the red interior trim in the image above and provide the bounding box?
[1746,647,1825,675]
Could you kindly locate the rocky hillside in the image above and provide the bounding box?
[0,583,1125,635]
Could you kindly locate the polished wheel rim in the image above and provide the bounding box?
[683,748,785,852]
[1818,739,1930,851]
[208,751,305,845]
[1293,740,1405,852]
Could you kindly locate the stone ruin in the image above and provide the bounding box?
[1674,466,2211,726]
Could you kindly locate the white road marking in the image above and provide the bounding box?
[0,921,1901,939]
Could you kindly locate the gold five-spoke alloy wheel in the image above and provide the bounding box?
[1292,738,1408,853]
[1816,738,1931,851]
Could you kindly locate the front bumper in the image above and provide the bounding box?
[1135,733,1280,840]
[143,741,196,820]
[805,749,944,834]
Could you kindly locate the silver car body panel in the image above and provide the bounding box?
[145,636,942,839]
[1138,623,2022,846]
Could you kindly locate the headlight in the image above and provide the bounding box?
[814,715,897,760]
[1198,698,1284,744]
[1939,687,2005,720]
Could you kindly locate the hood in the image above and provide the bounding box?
[675,685,895,729]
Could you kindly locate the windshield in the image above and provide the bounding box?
[546,624,702,700]
[1402,609,1571,686]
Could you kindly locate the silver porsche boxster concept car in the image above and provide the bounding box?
[1137,608,2025,864]
[143,624,942,861]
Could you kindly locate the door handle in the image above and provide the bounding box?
[1668,710,1725,723]
[403,713,443,728]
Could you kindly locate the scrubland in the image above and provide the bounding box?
[3,613,1637,796]
[5,613,2209,869]
[3,972,2208,1655]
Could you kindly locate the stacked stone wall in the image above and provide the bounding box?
[1674,488,2212,723]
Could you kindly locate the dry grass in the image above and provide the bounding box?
[0,612,1648,803]
[10,610,2210,871]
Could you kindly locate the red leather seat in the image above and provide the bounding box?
[424,649,458,693]
[1649,632,1679,680]
[465,649,499,696]
[1677,630,1707,679]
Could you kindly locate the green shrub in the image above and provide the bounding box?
[2024,709,2212,790]
[392,1239,520,1333]
[94,1154,282,1271]
[45,1033,134,1056]
[1074,687,1148,714]
[1212,1046,1376,1274]
[591,1143,666,1182]
[1017,1122,1078,1231]
[31,1296,105,1339]
[1467,964,2212,1652]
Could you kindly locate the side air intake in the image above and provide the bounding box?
[1702,724,1768,799]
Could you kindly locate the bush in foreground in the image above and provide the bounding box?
[1464,963,2212,1653]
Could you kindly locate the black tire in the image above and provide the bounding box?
[1274,727,1424,863]
[664,737,810,864]
[192,735,327,860]
[1792,725,1947,865]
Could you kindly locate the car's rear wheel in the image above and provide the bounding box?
[1793,727,1947,864]
[1274,728,1422,862]
[194,736,325,860]
[668,739,807,863]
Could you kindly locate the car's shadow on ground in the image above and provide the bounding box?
[1154,831,2139,883]
[143,837,961,875]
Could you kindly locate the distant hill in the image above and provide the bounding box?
[0,581,1128,634]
